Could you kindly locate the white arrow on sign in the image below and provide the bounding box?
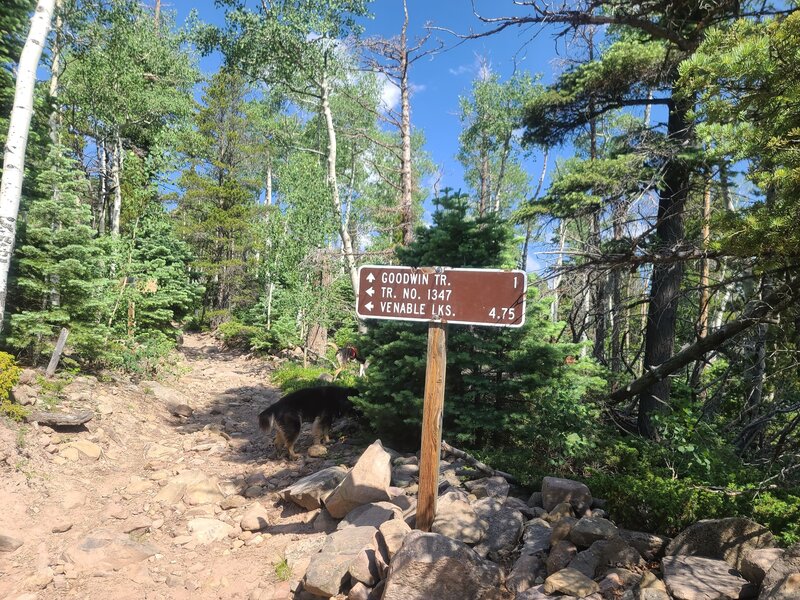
[366,287,375,297]
[366,273,375,283]
[364,301,374,311]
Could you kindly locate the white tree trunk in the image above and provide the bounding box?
[320,70,358,298]
[0,0,57,330]
[399,1,414,245]
[110,134,123,236]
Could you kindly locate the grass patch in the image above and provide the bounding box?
[273,557,291,582]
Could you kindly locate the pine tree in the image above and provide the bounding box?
[357,191,602,457]
[6,143,112,362]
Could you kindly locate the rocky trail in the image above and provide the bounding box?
[2,333,799,600]
[0,333,364,600]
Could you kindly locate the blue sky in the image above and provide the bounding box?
[169,0,563,198]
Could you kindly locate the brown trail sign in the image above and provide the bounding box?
[356,265,526,327]
[356,265,527,531]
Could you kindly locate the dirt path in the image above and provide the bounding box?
[0,333,355,600]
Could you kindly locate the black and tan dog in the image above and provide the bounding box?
[258,385,359,459]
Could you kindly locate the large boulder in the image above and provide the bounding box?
[662,555,758,600]
[325,441,392,518]
[431,493,487,545]
[547,539,578,575]
[541,476,592,512]
[665,518,775,571]
[304,526,379,597]
[379,518,412,559]
[760,542,800,599]
[473,506,524,560]
[543,567,600,597]
[506,554,545,594]
[381,531,504,600]
[338,502,403,530]
[281,465,349,510]
[740,548,783,585]
[618,528,671,560]
[569,516,619,548]
[762,574,800,600]
[62,529,158,574]
[521,518,552,556]
[568,540,608,579]
[464,476,510,500]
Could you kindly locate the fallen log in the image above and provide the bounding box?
[441,440,518,484]
[25,409,94,427]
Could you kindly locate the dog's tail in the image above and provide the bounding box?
[259,409,275,433]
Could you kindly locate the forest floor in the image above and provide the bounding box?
[0,332,363,600]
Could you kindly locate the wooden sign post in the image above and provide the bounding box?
[416,322,447,531]
[356,265,527,531]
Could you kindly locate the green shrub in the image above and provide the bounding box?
[217,320,260,349]
[271,362,357,394]
[587,472,742,536]
[0,352,27,421]
[751,490,800,546]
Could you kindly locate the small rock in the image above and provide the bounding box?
[221,495,248,510]
[308,444,328,458]
[63,528,158,573]
[60,446,81,461]
[0,533,24,552]
[51,521,73,534]
[760,542,800,598]
[240,503,271,532]
[618,529,671,561]
[186,518,234,544]
[168,403,194,417]
[464,476,510,499]
[25,567,54,589]
[304,526,379,597]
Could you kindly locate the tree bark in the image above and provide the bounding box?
[0,0,57,330]
[637,98,693,438]
[398,0,414,246]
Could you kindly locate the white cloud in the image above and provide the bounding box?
[448,64,472,76]
[379,75,401,112]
